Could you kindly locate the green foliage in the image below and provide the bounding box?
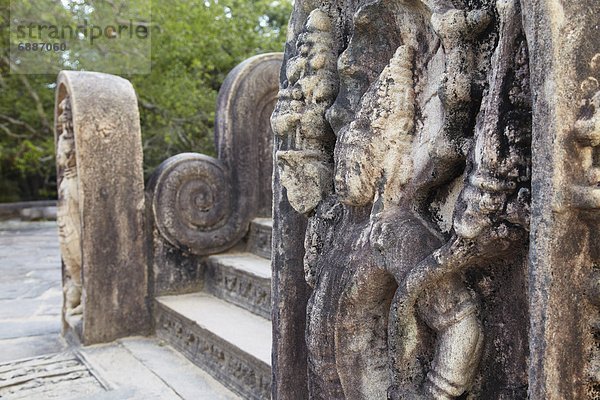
[131,0,291,173]
[0,0,291,201]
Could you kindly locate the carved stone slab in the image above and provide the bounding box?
[0,352,106,399]
[246,218,272,260]
[522,1,600,398]
[205,253,272,319]
[270,0,598,399]
[55,71,150,345]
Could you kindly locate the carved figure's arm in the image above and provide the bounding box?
[390,3,531,394]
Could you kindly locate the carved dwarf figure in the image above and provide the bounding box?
[56,97,83,317]
[572,53,600,211]
[273,0,531,398]
[333,42,484,400]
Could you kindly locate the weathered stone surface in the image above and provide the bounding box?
[147,220,207,297]
[118,337,242,400]
[270,0,597,399]
[0,221,67,363]
[521,1,600,399]
[155,293,271,400]
[246,218,272,260]
[205,253,272,319]
[55,71,150,345]
[0,352,105,399]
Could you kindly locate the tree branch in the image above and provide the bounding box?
[0,123,29,139]
[1,55,52,135]
[17,74,52,135]
[0,114,37,135]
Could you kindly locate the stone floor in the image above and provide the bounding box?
[0,220,65,363]
[0,220,240,400]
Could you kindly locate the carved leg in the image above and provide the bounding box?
[389,265,483,400]
[388,221,527,399]
[306,268,346,399]
[303,198,349,399]
[422,304,483,399]
[64,279,83,316]
[335,262,397,399]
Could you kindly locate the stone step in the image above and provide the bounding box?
[155,293,271,400]
[0,337,240,400]
[246,218,272,259]
[205,252,271,320]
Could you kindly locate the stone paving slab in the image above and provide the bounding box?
[0,351,104,400]
[119,337,240,400]
[0,220,241,399]
[0,317,62,341]
[0,220,66,364]
[0,335,68,364]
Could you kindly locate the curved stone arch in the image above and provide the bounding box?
[54,71,149,345]
[150,52,283,255]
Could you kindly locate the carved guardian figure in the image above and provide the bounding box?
[272,0,535,398]
[56,96,83,317]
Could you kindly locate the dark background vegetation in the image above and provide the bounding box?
[0,0,291,202]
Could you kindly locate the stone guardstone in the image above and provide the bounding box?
[54,71,150,345]
[271,0,599,399]
[522,1,600,398]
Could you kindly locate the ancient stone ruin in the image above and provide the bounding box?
[54,54,282,399]
[55,71,149,345]
[52,1,599,398]
[271,0,599,399]
[148,53,282,399]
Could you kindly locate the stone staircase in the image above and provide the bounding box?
[154,218,273,400]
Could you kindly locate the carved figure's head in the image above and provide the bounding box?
[57,97,76,169]
[277,150,333,215]
[57,131,76,169]
[334,123,379,206]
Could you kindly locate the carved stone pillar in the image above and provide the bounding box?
[55,71,150,345]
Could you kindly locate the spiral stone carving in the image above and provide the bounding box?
[150,53,283,256]
[151,153,234,254]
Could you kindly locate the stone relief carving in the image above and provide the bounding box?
[272,10,338,215]
[150,53,283,257]
[575,52,600,395]
[571,53,600,211]
[54,71,149,345]
[56,95,83,318]
[155,305,271,400]
[272,0,531,398]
